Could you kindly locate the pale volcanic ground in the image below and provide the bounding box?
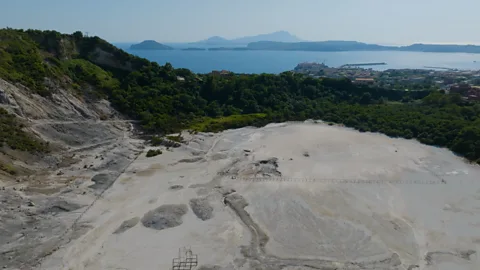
[39,121,480,270]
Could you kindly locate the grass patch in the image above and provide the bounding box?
[0,108,49,153]
[150,136,163,146]
[189,113,268,133]
[166,134,184,143]
[150,136,181,148]
[0,162,17,175]
[146,149,162,157]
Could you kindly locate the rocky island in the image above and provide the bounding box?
[130,40,173,50]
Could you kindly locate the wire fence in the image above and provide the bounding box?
[220,176,467,185]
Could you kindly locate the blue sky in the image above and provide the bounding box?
[1,0,479,44]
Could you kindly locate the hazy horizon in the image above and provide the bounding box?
[2,0,480,45]
[120,38,480,47]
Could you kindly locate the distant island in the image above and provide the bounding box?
[130,40,173,50]
[181,47,206,51]
[192,31,302,46]
[212,40,480,53]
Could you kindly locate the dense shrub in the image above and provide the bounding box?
[146,149,162,157]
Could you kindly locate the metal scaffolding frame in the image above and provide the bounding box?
[172,247,198,270]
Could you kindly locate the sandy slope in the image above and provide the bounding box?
[39,122,480,270]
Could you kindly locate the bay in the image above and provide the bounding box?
[115,44,480,74]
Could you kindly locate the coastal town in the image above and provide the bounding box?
[293,62,480,101]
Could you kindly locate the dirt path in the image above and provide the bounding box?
[30,119,139,127]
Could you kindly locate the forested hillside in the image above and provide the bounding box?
[0,28,479,163]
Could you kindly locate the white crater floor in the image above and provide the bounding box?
[40,122,480,270]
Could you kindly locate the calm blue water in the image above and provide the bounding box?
[115,44,480,74]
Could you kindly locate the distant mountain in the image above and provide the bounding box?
[233,31,301,44]
[207,36,230,43]
[130,40,174,50]
[193,31,302,45]
[198,36,231,46]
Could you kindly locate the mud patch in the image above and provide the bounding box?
[197,265,222,270]
[141,204,188,230]
[169,185,184,191]
[89,173,115,191]
[189,197,214,221]
[178,157,204,163]
[425,250,476,265]
[113,217,140,234]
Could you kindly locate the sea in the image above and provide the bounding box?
[114,43,480,74]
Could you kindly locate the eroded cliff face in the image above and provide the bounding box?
[0,77,143,269]
[0,78,118,121]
